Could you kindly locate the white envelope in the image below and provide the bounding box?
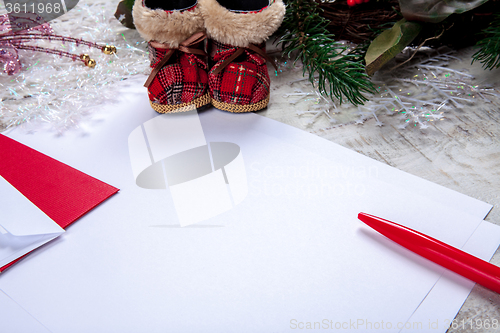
[0,289,51,333]
[0,176,65,268]
[0,78,499,333]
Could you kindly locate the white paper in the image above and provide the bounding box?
[0,79,498,333]
[0,176,65,268]
[128,111,248,226]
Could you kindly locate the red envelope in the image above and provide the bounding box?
[0,134,119,272]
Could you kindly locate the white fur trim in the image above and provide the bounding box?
[199,0,285,47]
[132,0,205,47]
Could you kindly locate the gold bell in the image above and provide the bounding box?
[85,59,97,68]
[80,54,90,61]
[102,45,117,55]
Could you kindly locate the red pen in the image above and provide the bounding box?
[358,212,500,294]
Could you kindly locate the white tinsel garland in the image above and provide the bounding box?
[0,0,149,132]
[278,47,500,130]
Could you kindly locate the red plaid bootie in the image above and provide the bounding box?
[199,0,285,112]
[133,0,211,113]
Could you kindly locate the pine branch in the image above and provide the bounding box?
[276,0,375,105]
[472,12,500,70]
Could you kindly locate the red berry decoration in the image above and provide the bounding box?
[347,0,369,6]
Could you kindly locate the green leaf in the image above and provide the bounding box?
[365,19,422,75]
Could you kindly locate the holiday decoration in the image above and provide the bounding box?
[398,0,488,23]
[284,47,500,130]
[132,0,210,113]
[276,0,375,106]
[0,13,116,75]
[347,0,369,7]
[319,0,400,44]
[200,0,285,112]
[0,1,149,132]
[363,0,492,74]
[279,0,498,108]
[1,0,498,132]
[132,0,285,113]
[472,12,500,70]
[365,19,422,75]
[114,0,135,29]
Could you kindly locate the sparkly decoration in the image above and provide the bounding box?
[0,1,149,132]
[284,47,500,130]
[0,14,53,75]
[0,13,115,75]
[361,48,499,129]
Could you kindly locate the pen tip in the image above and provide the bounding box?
[358,212,367,219]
